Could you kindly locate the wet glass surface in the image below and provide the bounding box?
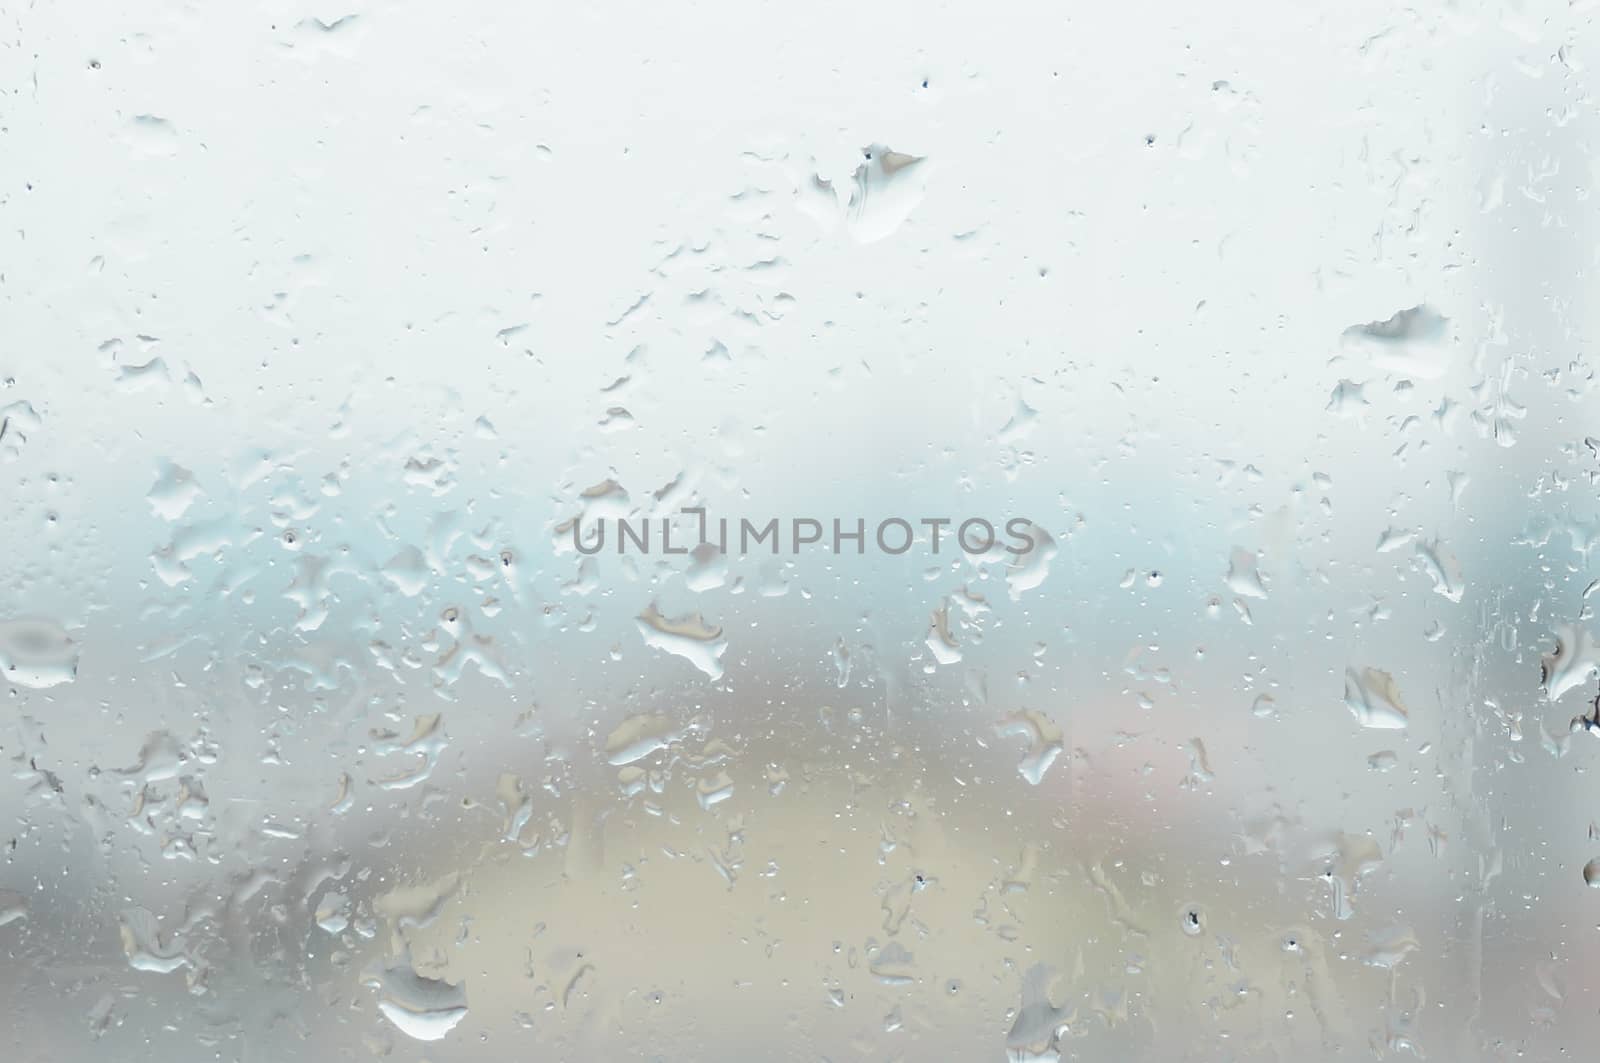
[4,2,1600,1059]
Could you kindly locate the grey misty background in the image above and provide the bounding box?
[2,1,1600,1061]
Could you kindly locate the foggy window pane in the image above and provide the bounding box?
[3,2,1598,1060]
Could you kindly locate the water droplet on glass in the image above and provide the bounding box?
[0,618,79,688]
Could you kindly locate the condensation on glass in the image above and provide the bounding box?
[2,1,1598,1060]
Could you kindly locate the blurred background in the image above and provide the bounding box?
[2,0,1600,1059]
